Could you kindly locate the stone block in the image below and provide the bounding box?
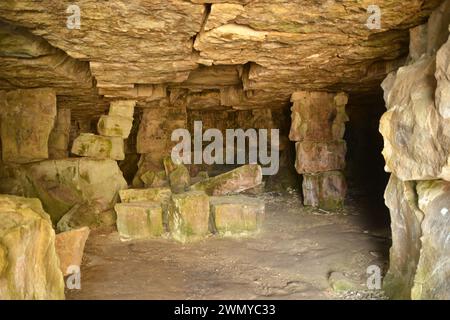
[109,100,136,118]
[115,202,163,240]
[97,114,133,138]
[302,171,347,210]
[168,191,210,243]
[210,195,264,234]
[119,187,172,204]
[55,227,90,276]
[295,141,346,174]
[169,164,191,194]
[71,133,125,160]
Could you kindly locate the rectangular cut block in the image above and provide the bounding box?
[289,119,345,142]
[168,191,210,243]
[119,187,171,204]
[190,164,263,196]
[55,227,90,276]
[115,202,163,240]
[295,141,346,174]
[302,171,347,210]
[0,88,56,163]
[97,115,133,138]
[71,133,124,160]
[109,100,136,118]
[210,195,264,234]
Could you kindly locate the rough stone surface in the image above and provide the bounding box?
[97,115,133,138]
[109,100,136,118]
[56,202,116,233]
[190,164,263,196]
[302,171,347,210]
[71,133,125,160]
[0,195,64,300]
[49,108,71,159]
[140,170,169,188]
[0,88,56,163]
[168,191,210,243]
[210,195,264,234]
[412,180,450,300]
[23,158,127,223]
[119,187,172,204]
[55,227,90,276]
[115,202,163,241]
[295,141,346,174]
[383,175,423,300]
[169,164,191,194]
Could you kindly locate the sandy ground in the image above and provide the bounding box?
[67,191,391,300]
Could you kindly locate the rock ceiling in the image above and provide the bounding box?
[0,0,444,119]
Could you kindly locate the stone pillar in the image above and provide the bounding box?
[71,100,135,160]
[289,91,348,210]
[49,108,71,159]
[0,88,56,163]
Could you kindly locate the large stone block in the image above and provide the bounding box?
[49,108,71,159]
[109,100,136,118]
[55,227,90,276]
[295,141,346,174]
[289,119,345,142]
[302,171,347,210]
[0,88,56,163]
[169,164,191,194]
[119,187,172,204]
[210,195,264,234]
[115,202,163,241]
[190,164,263,196]
[383,175,423,300]
[24,158,127,223]
[71,133,125,160]
[412,180,450,300]
[0,195,64,300]
[97,115,133,138]
[168,191,210,243]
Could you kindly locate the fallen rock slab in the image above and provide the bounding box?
[189,164,262,196]
[119,187,172,204]
[55,227,90,276]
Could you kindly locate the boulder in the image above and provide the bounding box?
[210,195,264,234]
[115,202,163,240]
[189,164,263,196]
[0,88,56,163]
[0,195,64,300]
[168,191,210,243]
[55,227,90,276]
[383,175,423,300]
[295,141,346,174]
[97,115,133,138]
[302,171,347,210]
[412,180,450,299]
[24,158,127,223]
[71,133,125,160]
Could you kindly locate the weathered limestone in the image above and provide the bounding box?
[140,170,169,188]
[412,180,450,300]
[168,191,210,243]
[302,171,347,210]
[289,91,348,210]
[169,164,191,194]
[0,195,64,300]
[210,195,264,234]
[119,187,172,204]
[109,100,136,118]
[383,175,423,300]
[115,202,163,241]
[48,108,71,159]
[190,164,263,196]
[55,227,90,276]
[71,133,125,160]
[0,88,56,163]
[97,115,133,138]
[24,158,127,223]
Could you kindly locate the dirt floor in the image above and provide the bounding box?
[67,190,391,300]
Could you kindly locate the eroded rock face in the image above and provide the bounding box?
[0,88,56,163]
[412,180,450,300]
[383,175,423,300]
[0,195,64,300]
